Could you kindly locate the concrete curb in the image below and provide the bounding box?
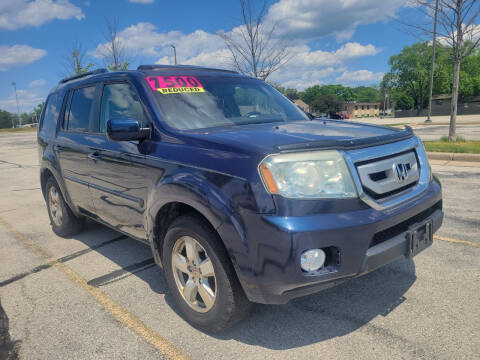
[427,152,480,162]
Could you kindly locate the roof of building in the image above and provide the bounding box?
[344,101,381,105]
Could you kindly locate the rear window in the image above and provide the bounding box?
[147,76,308,130]
[39,93,60,132]
[65,86,96,132]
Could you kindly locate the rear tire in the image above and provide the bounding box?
[45,176,85,237]
[162,214,251,332]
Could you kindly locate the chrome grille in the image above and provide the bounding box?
[342,137,431,210]
[356,151,419,199]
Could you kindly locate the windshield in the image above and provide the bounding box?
[146,75,309,130]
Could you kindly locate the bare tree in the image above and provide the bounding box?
[100,18,130,71]
[218,0,290,80]
[412,0,480,140]
[65,41,94,76]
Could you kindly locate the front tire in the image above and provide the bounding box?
[162,215,251,332]
[45,177,85,237]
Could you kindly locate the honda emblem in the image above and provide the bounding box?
[395,163,409,182]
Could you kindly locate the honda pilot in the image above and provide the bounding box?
[38,65,443,332]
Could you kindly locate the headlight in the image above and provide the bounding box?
[259,150,357,199]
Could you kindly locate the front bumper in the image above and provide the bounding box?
[218,178,443,304]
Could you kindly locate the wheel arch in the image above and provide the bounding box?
[150,201,226,266]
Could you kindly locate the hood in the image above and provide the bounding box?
[182,119,413,155]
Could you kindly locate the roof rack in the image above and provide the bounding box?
[137,64,238,74]
[59,68,108,84]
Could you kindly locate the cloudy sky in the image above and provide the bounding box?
[0,0,423,113]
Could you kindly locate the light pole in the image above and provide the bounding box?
[170,44,177,65]
[11,82,21,128]
[425,0,440,124]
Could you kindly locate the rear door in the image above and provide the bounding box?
[55,84,100,213]
[86,80,151,239]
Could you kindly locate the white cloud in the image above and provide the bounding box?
[0,88,45,113]
[90,21,382,89]
[335,70,384,84]
[437,23,480,46]
[0,45,47,71]
[28,79,47,87]
[267,42,381,89]
[91,23,224,61]
[128,0,154,3]
[0,0,84,30]
[265,0,409,41]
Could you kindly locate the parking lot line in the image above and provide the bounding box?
[0,217,190,360]
[434,235,478,247]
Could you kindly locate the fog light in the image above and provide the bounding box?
[301,249,326,272]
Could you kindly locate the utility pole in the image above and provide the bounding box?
[11,82,21,128]
[170,44,177,65]
[383,92,388,118]
[425,0,440,123]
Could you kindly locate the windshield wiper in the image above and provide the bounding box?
[234,118,284,126]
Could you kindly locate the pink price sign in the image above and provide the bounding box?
[146,76,205,94]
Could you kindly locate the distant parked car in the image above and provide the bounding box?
[328,112,345,119]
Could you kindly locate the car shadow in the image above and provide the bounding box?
[71,221,416,350]
[212,258,416,349]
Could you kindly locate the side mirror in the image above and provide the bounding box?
[106,118,150,142]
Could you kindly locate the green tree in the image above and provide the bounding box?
[411,0,480,140]
[458,49,480,99]
[300,84,379,105]
[312,94,343,114]
[352,86,380,102]
[284,88,299,100]
[268,82,286,94]
[392,91,415,110]
[383,41,480,114]
[33,102,45,122]
[317,84,355,101]
[0,110,14,129]
[387,42,432,112]
[299,85,319,105]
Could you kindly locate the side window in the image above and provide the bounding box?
[99,83,144,133]
[66,86,96,132]
[39,93,59,132]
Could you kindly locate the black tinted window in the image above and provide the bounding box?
[40,93,60,131]
[100,83,144,133]
[66,86,96,132]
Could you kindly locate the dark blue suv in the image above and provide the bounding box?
[38,65,443,332]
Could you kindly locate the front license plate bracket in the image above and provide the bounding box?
[406,220,433,258]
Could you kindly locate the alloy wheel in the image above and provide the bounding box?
[48,186,63,227]
[171,236,217,313]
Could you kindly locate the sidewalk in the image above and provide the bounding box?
[429,158,480,167]
[349,114,480,127]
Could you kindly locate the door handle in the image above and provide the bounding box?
[54,145,64,153]
[88,152,102,162]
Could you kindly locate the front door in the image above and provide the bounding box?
[87,81,150,239]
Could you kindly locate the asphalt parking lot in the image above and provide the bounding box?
[0,131,479,360]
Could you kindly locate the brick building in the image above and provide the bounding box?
[293,99,312,113]
[344,101,381,118]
